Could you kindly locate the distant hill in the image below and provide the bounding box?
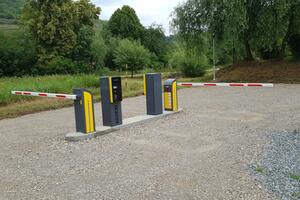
[0,0,25,20]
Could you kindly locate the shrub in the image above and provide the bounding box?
[113,39,151,77]
[42,56,77,75]
[180,56,207,77]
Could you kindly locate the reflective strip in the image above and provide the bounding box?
[83,91,95,133]
[109,77,113,103]
[11,91,78,100]
[164,92,172,110]
[177,83,274,87]
[143,75,146,96]
[172,81,178,111]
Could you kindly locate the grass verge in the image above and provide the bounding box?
[0,73,201,120]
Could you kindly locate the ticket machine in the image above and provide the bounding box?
[100,77,123,127]
[164,79,178,112]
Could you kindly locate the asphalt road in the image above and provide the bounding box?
[1,85,300,200]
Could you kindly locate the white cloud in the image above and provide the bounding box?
[92,0,185,35]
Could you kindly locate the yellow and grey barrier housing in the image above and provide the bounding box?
[164,79,178,112]
[73,89,96,134]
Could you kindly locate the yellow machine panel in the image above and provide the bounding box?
[83,91,95,133]
[172,81,178,111]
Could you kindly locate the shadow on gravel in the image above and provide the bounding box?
[250,130,300,200]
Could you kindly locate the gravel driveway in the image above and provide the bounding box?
[1,85,300,200]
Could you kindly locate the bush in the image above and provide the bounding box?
[113,39,151,76]
[0,30,37,77]
[42,56,78,75]
[167,43,207,77]
[180,56,207,77]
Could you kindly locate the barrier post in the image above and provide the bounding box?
[73,89,96,134]
[164,79,178,112]
[144,73,163,115]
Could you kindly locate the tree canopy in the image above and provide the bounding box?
[172,0,300,61]
[108,5,144,41]
[22,0,100,63]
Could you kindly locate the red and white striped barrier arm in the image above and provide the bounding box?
[177,83,274,87]
[11,91,78,100]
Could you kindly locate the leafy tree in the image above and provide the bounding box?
[113,39,151,77]
[142,24,168,65]
[259,1,300,59]
[22,0,100,64]
[108,5,144,40]
[172,0,268,61]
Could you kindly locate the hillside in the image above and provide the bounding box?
[0,0,24,20]
[217,60,300,83]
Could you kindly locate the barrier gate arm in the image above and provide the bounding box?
[11,90,95,134]
[11,91,79,100]
[177,83,274,87]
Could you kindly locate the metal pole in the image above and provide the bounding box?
[125,64,128,89]
[213,35,216,81]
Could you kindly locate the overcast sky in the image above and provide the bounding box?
[91,0,185,35]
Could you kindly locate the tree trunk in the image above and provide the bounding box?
[278,5,295,60]
[244,37,254,61]
[131,66,134,78]
[278,35,288,60]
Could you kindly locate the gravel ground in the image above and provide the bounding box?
[250,131,300,200]
[1,84,300,199]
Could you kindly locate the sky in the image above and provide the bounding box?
[91,0,185,35]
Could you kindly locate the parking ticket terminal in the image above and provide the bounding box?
[100,77,123,127]
[164,79,178,112]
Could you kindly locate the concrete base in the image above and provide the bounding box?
[65,109,182,142]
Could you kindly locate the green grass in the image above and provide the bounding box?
[289,173,300,181]
[291,192,300,199]
[0,74,146,119]
[0,72,195,119]
[255,166,265,173]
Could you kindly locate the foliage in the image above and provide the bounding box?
[41,56,78,75]
[172,0,300,62]
[289,34,300,59]
[108,5,144,40]
[142,24,168,65]
[0,29,36,76]
[0,0,24,19]
[167,41,207,77]
[22,0,100,63]
[113,39,151,77]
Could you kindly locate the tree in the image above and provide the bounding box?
[142,24,168,65]
[22,0,100,63]
[259,1,300,59]
[108,5,144,41]
[172,0,266,61]
[113,39,151,77]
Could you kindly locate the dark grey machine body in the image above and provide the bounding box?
[73,88,95,133]
[100,77,123,127]
[146,73,163,115]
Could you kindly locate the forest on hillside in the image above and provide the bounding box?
[0,0,24,19]
[0,0,299,78]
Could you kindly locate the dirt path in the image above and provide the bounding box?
[1,85,300,199]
